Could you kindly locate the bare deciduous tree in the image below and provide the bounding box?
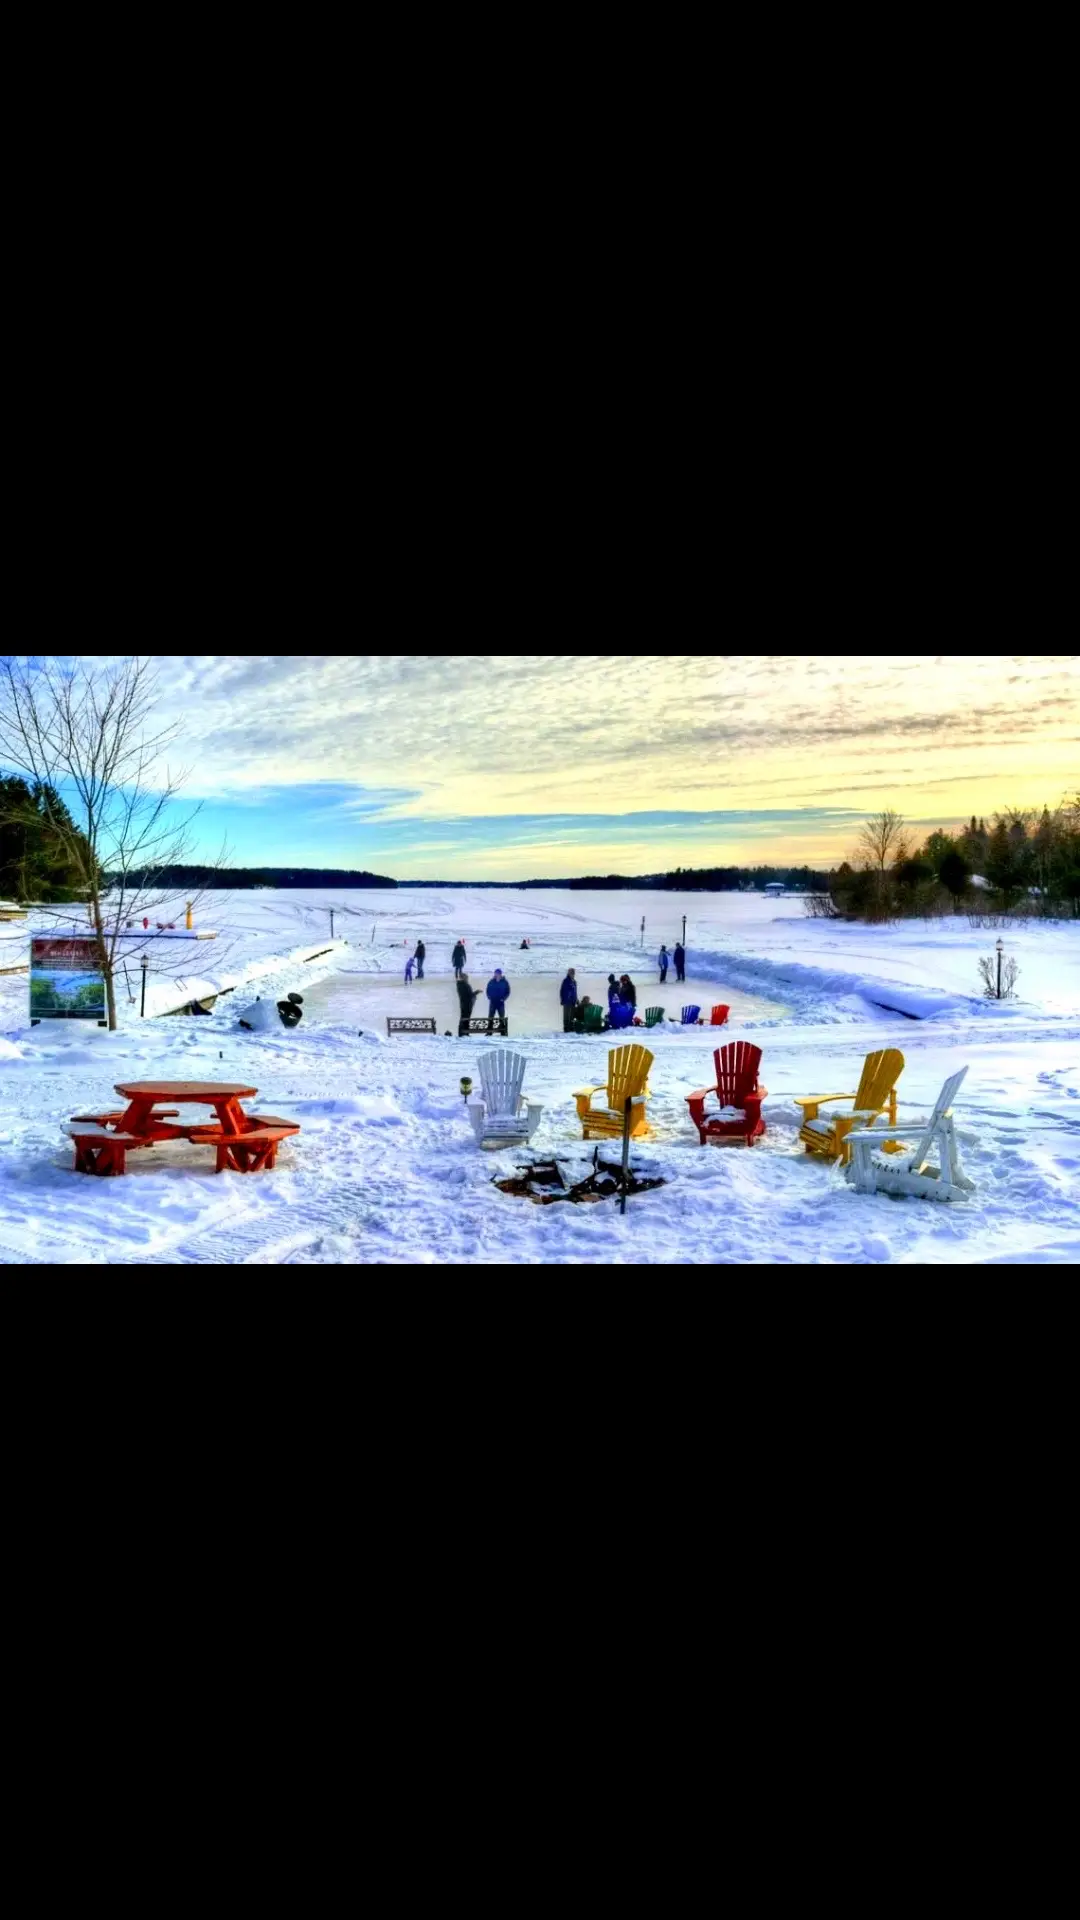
[858,809,908,873]
[0,656,229,1029]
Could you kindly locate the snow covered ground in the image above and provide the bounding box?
[1,889,1077,1265]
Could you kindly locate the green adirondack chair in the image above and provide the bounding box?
[644,1007,665,1028]
[580,1004,604,1033]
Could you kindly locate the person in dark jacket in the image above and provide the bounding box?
[414,939,426,980]
[486,968,510,1035]
[619,974,637,1010]
[451,940,466,978]
[658,944,670,984]
[560,968,578,1033]
[456,972,478,1036]
[673,942,685,983]
[606,974,621,1008]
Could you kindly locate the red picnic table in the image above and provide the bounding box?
[67,1081,300,1176]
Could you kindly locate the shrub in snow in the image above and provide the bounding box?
[977,953,1020,999]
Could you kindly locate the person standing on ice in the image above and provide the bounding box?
[658,944,669,983]
[485,967,510,1036]
[456,972,478,1035]
[414,939,426,980]
[404,953,415,984]
[673,941,686,983]
[560,967,578,1033]
[452,939,466,978]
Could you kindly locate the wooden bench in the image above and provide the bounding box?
[66,1122,157,1177]
[387,1016,438,1036]
[461,1017,509,1035]
[71,1108,179,1127]
[211,1128,295,1174]
[188,1113,301,1142]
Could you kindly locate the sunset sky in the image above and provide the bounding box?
[148,653,1078,877]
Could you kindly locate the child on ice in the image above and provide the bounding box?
[404,955,416,984]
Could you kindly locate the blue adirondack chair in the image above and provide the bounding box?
[681,1005,701,1024]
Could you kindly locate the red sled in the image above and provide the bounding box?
[686,1042,767,1147]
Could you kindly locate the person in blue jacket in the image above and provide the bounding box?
[606,974,621,1009]
[486,967,510,1035]
[560,967,578,1033]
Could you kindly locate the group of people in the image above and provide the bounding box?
[457,966,509,1036]
[403,936,509,1033]
[401,932,688,1038]
[560,970,640,1032]
[657,942,686,984]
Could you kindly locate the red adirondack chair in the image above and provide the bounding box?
[686,1041,767,1147]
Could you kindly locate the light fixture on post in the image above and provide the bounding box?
[460,1075,473,1104]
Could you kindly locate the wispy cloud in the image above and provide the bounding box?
[86,653,1080,874]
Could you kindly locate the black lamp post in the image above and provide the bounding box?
[682,913,686,946]
[140,954,148,1017]
[996,937,1003,999]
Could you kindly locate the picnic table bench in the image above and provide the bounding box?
[66,1082,301,1176]
[66,1122,156,1177]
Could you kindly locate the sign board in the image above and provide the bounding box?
[30,934,106,1021]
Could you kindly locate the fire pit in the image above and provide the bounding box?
[494,1150,666,1207]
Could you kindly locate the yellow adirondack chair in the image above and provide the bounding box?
[794,1048,904,1163]
[575,1043,654,1140]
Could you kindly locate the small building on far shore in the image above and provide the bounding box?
[763,882,786,897]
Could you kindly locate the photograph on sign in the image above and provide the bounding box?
[30,936,106,1019]
[29,967,106,1019]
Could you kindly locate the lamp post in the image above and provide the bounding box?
[140,954,148,1017]
[996,937,1003,999]
[682,913,686,946]
[460,1075,473,1105]
[330,908,335,939]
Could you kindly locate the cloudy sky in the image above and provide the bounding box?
[134,653,1080,876]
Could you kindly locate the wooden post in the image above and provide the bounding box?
[620,1095,633,1214]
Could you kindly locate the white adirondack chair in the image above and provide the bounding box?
[845,1066,975,1202]
[467,1050,542,1149]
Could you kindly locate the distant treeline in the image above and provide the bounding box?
[103,865,397,890]
[817,799,1080,922]
[102,861,828,893]
[406,865,830,891]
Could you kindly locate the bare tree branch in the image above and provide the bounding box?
[0,656,231,1028]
